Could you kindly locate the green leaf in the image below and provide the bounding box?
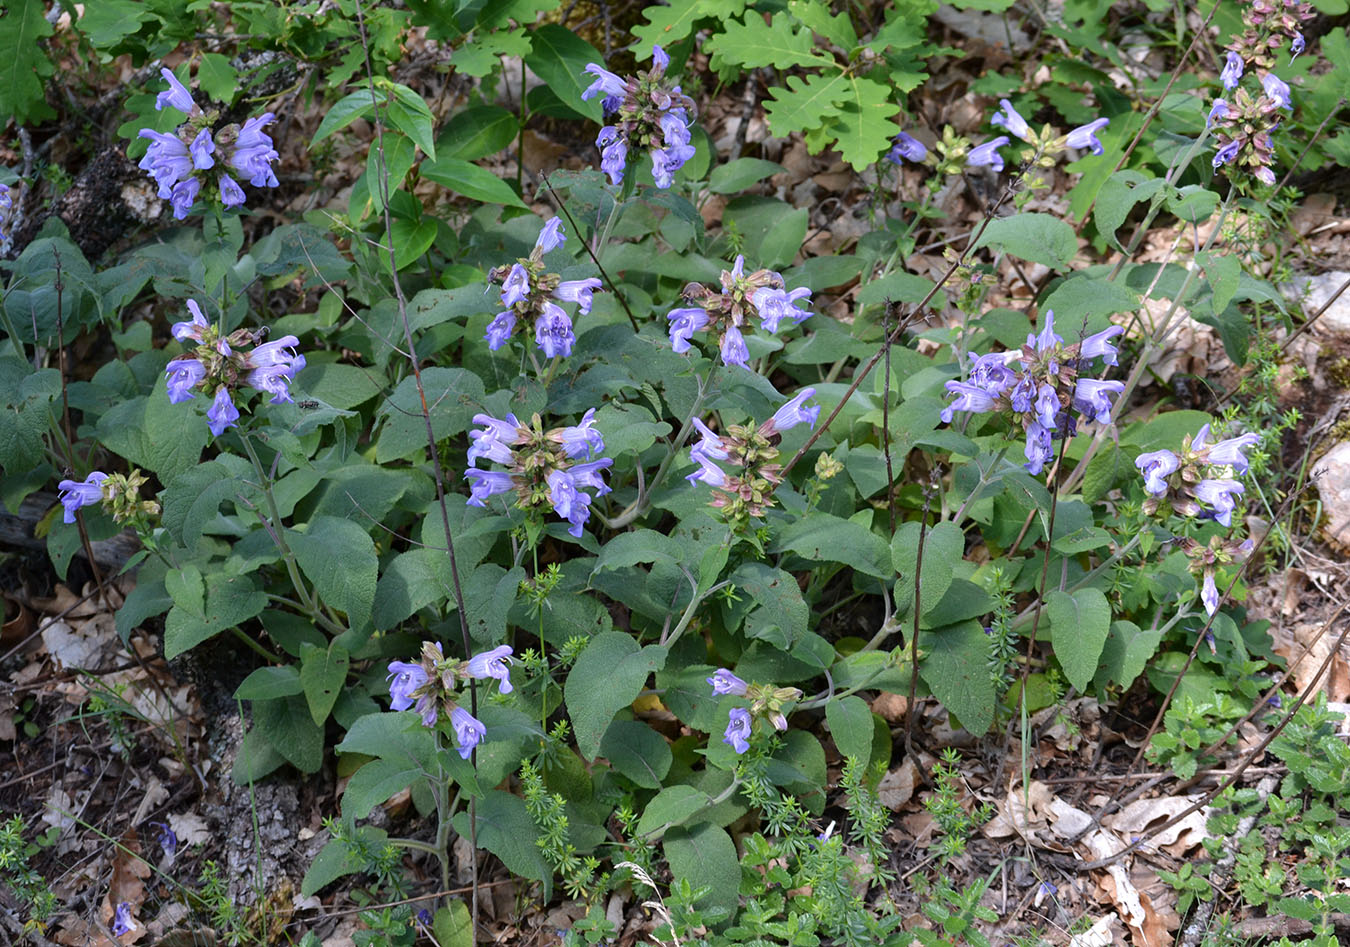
[436,105,519,161]
[631,0,745,49]
[313,89,379,147]
[198,53,238,105]
[0,0,56,125]
[386,83,438,160]
[1092,172,1163,249]
[300,641,350,726]
[770,512,891,578]
[763,72,850,135]
[253,694,325,772]
[523,25,604,123]
[891,521,964,618]
[757,206,809,270]
[707,158,785,194]
[600,720,672,789]
[420,155,528,208]
[1094,619,1161,691]
[788,0,858,48]
[1040,274,1140,320]
[857,270,938,306]
[729,563,809,649]
[234,666,303,701]
[825,695,874,766]
[390,215,438,269]
[288,517,378,629]
[341,757,422,820]
[824,76,900,171]
[77,0,150,47]
[972,213,1079,270]
[636,785,713,838]
[565,631,668,759]
[663,822,741,922]
[433,901,474,947]
[706,14,831,69]
[591,530,681,572]
[451,790,551,884]
[374,367,487,462]
[1200,251,1241,314]
[164,572,267,659]
[1046,587,1112,692]
[919,620,996,735]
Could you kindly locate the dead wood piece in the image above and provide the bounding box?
[0,492,141,573]
[9,148,145,262]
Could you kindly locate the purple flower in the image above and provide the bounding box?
[57,472,108,524]
[887,131,928,164]
[189,128,216,170]
[1023,420,1055,474]
[467,418,519,467]
[1221,52,1244,90]
[940,380,997,423]
[1194,478,1245,526]
[1253,166,1276,186]
[1201,572,1220,616]
[1080,324,1124,365]
[1213,140,1240,168]
[970,352,1016,395]
[719,326,750,368]
[1135,449,1179,495]
[230,113,280,188]
[534,303,575,359]
[546,468,593,537]
[667,307,708,353]
[967,136,1010,171]
[138,129,193,198]
[165,358,206,403]
[155,67,195,114]
[1260,73,1292,110]
[1034,383,1060,429]
[1205,431,1260,473]
[764,387,819,435]
[723,708,752,754]
[581,63,627,101]
[535,216,565,253]
[1009,377,1035,414]
[466,645,514,695]
[219,174,246,208]
[752,286,813,334]
[1073,378,1123,424]
[417,909,433,926]
[387,659,428,711]
[690,417,729,464]
[652,113,696,189]
[651,45,670,72]
[173,299,210,342]
[597,126,627,185]
[500,263,530,307]
[553,278,603,315]
[1207,99,1228,128]
[112,901,134,937]
[243,335,305,403]
[688,453,729,487]
[1031,310,1062,353]
[207,387,240,437]
[150,821,177,857]
[708,668,748,696]
[169,178,200,220]
[470,413,522,451]
[450,706,486,758]
[464,468,515,507]
[558,408,604,459]
[485,311,516,350]
[568,459,613,496]
[1064,118,1109,155]
[1291,32,1305,59]
[991,99,1032,141]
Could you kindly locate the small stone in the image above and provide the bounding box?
[1312,441,1350,551]
[1287,272,1350,337]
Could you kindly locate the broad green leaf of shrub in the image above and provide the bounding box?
[566,632,668,759]
[1040,274,1140,321]
[825,695,874,767]
[632,0,747,49]
[421,156,528,209]
[300,641,350,726]
[729,563,810,649]
[663,822,741,922]
[1046,587,1112,692]
[0,0,56,124]
[706,14,830,69]
[1094,619,1162,691]
[164,569,266,659]
[452,790,551,887]
[523,25,604,123]
[824,76,900,171]
[708,158,785,194]
[919,620,996,735]
[253,694,324,772]
[763,72,850,134]
[891,521,964,618]
[972,213,1078,270]
[636,785,713,839]
[289,517,378,630]
[600,720,672,789]
[374,367,486,462]
[771,512,891,578]
[234,666,303,701]
[436,105,519,161]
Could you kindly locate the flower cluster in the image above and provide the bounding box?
[386,642,513,757]
[1208,1,1310,186]
[687,388,820,528]
[464,409,612,538]
[706,668,801,754]
[1134,424,1260,528]
[56,469,160,527]
[940,312,1124,474]
[484,217,602,359]
[581,45,696,188]
[136,68,280,220]
[887,102,1109,177]
[666,255,813,368]
[164,300,307,437]
[1182,534,1256,618]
